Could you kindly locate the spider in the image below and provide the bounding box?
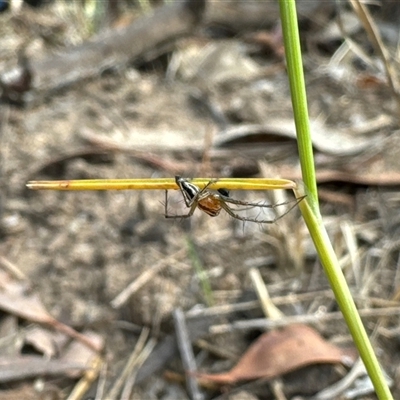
[164,176,305,223]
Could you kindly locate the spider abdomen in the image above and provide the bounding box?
[198,197,222,217]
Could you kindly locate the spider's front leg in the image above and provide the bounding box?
[164,189,199,219]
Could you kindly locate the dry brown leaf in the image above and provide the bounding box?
[0,291,54,325]
[196,324,356,385]
[0,274,101,352]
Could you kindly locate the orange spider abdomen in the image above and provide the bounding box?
[198,196,222,217]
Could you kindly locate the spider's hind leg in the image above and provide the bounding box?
[219,193,306,210]
[220,202,276,224]
[219,195,306,224]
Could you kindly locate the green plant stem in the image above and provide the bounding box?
[278,0,318,213]
[279,0,393,398]
[295,188,393,400]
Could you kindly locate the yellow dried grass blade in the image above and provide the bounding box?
[26,178,297,191]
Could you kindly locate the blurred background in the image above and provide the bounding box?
[0,0,399,399]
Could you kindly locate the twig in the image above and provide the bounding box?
[186,289,333,318]
[173,308,204,400]
[348,0,400,117]
[0,255,28,281]
[106,328,151,400]
[249,267,283,320]
[120,339,157,399]
[210,306,400,334]
[66,355,103,400]
[313,358,392,400]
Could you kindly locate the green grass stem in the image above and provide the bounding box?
[279,1,393,398]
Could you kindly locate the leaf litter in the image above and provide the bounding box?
[0,0,400,398]
[196,324,356,385]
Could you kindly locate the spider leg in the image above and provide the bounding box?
[164,189,199,219]
[218,194,306,210]
[219,201,275,223]
[198,179,217,195]
[219,195,306,224]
